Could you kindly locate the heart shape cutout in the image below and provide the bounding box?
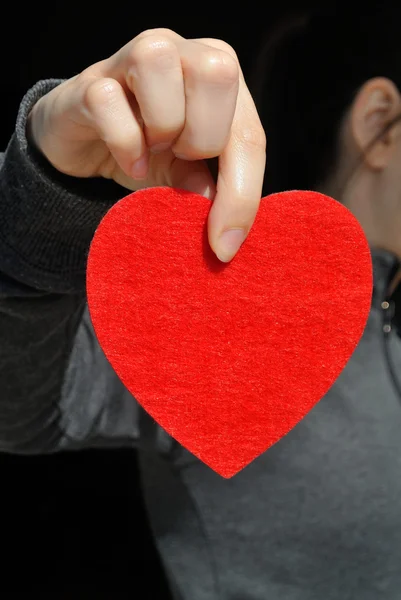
[86,187,372,478]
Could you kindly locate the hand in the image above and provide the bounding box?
[28,28,266,262]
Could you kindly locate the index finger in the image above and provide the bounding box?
[196,39,267,262]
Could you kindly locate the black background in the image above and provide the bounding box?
[2,2,319,598]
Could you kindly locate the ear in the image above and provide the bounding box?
[350,77,401,170]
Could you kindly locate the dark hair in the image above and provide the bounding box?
[250,5,401,196]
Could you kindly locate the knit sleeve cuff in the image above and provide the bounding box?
[0,79,130,293]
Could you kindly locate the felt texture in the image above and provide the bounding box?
[86,187,372,478]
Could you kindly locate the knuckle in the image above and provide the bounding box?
[198,38,239,61]
[197,49,239,85]
[83,77,121,112]
[136,27,176,41]
[238,124,267,151]
[130,34,177,69]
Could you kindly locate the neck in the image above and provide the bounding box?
[323,172,401,262]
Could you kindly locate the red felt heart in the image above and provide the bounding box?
[86,187,372,478]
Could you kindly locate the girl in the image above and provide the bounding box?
[1,5,400,599]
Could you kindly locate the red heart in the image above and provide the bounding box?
[86,187,372,478]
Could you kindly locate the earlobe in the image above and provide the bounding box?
[350,77,401,169]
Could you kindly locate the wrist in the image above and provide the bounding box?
[26,97,47,159]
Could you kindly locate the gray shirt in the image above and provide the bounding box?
[1,81,401,600]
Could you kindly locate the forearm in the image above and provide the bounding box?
[0,282,85,452]
[0,81,131,452]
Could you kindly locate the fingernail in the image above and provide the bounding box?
[131,155,148,179]
[216,228,246,262]
[150,142,171,154]
[180,173,212,199]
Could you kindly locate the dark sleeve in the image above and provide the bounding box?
[0,80,145,453]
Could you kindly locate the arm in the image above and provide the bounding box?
[0,81,140,453]
[0,30,265,454]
